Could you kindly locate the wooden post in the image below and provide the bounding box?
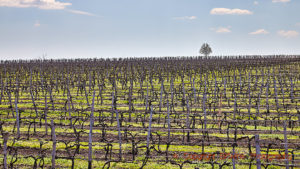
[182,78,186,112]
[255,135,261,169]
[67,92,73,129]
[284,121,289,169]
[45,92,48,135]
[51,120,56,169]
[111,92,115,125]
[89,71,92,94]
[84,82,90,106]
[167,101,171,143]
[280,78,285,105]
[49,85,55,111]
[88,90,95,169]
[116,110,122,161]
[248,88,251,120]
[213,74,217,101]
[223,76,227,99]
[159,79,164,112]
[273,76,279,110]
[8,91,14,118]
[3,132,9,169]
[203,79,207,132]
[185,95,191,142]
[146,106,153,149]
[232,126,237,169]
[248,71,252,120]
[193,77,198,104]
[128,78,133,121]
[171,78,174,111]
[66,76,75,110]
[234,92,237,120]
[15,93,20,139]
[232,146,236,169]
[30,89,38,118]
[146,83,149,111]
[7,90,15,118]
[0,77,3,105]
[290,77,294,102]
[266,79,270,113]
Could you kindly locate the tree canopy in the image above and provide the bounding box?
[199,43,212,57]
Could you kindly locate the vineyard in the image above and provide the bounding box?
[0,55,300,169]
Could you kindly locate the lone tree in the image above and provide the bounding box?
[199,43,212,57]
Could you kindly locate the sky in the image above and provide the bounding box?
[0,0,300,60]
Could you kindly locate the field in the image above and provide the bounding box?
[0,56,300,169]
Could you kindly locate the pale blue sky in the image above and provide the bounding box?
[0,0,300,60]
